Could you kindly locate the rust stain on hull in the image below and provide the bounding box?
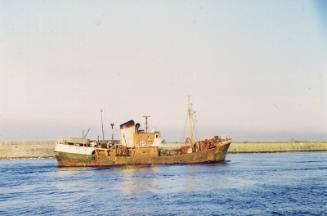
[56,139,231,167]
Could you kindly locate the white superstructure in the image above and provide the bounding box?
[55,138,95,155]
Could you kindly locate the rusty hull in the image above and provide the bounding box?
[56,138,231,167]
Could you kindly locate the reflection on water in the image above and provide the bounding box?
[55,167,93,176]
[119,166,160,194]
[1,153,327,215]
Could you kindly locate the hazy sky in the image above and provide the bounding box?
[1,0,327,141]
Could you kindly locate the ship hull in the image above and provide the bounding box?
[55,142,231,167]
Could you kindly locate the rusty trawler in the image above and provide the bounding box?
[55,101,232,167]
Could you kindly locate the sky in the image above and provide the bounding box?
[0,0,327,141]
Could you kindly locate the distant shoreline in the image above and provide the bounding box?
[0,140,327,159]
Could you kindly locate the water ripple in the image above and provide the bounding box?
[0,152,327,215]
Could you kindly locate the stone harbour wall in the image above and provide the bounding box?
[0,140,56,159]
[228,142,327,153]
[0,140,327,159]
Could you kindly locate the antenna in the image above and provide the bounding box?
[100,109,105,141]
[110,123,114,141]
[143,115,151,132]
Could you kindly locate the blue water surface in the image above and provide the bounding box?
[0,152,326,216]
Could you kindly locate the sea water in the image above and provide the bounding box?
[0,152,326,216]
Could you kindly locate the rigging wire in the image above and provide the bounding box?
[182,109,188,142]
[193,111,200,142]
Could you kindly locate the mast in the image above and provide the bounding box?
[143,115,151,132]
[100,109,105,141]
[187,96,195,144]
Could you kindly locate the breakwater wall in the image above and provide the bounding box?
[228,142,327,153]
[0,141,327,159]
[0,141,56,159]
